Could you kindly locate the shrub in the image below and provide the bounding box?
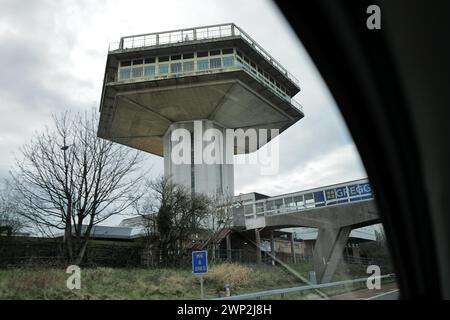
[206,263,253,289]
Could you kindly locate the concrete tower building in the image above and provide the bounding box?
[98,24,304,197]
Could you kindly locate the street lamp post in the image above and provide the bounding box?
[61,144,71,244]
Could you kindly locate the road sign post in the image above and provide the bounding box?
[199,276,204,300]
[192,250,208,299]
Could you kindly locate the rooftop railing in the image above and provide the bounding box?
[108,23,300,86]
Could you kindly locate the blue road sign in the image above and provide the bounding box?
[192,250,208,275]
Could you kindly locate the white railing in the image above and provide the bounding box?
[108,23,299,86]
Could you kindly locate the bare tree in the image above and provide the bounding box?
[10,110,146,264]
[137,177,238,264]
[148,176,211,265]
[132,180,159,240]
[0,185,27,236]
[208,192,235,235]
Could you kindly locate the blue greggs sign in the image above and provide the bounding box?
[315,182,373,207]
[347,183,372,196]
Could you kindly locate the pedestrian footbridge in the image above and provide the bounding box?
[234,178,377,230]
[233,178,380,283]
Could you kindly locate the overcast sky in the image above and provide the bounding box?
[0,0,367,224]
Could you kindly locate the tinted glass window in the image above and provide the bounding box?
[183,61,194,72]
[132,67,143,77]
[197,59,208,70]
[223,56,234,67]
[158,64,169,74]
[244,204,254,215]
[119,68,131,79]
[171,62,182,73]
[210,58,222,69]
[144,66,155,76]
[222,48,234,55]
[209,50,220,56]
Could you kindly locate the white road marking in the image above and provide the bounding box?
[366,289,400,300]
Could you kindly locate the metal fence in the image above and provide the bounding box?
[1,237,393,277]
[139,248,260,268]
[0,237,142,268]
[213,274,396,300]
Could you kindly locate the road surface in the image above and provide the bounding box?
[329,282,399,300]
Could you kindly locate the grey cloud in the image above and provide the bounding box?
[0,0,108,183]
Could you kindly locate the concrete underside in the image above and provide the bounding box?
[263,201,379,230]
[98,70,303,157]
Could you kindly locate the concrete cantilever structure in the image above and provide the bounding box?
[98,23,304,197]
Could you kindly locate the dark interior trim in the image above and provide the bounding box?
[274,0,442,298]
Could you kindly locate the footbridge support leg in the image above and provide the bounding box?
[290,233,297,264]
[270,231,276,266]
[255,228,262,264]
[313,226,351,284]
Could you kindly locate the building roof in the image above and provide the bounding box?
[294,226,377,241]
[63,224,150,240]
[119,214,156,227]
[209,227,233,244]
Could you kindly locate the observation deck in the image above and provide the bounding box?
[98,23,304,156]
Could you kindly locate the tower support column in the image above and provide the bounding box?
[163,120,234,197]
